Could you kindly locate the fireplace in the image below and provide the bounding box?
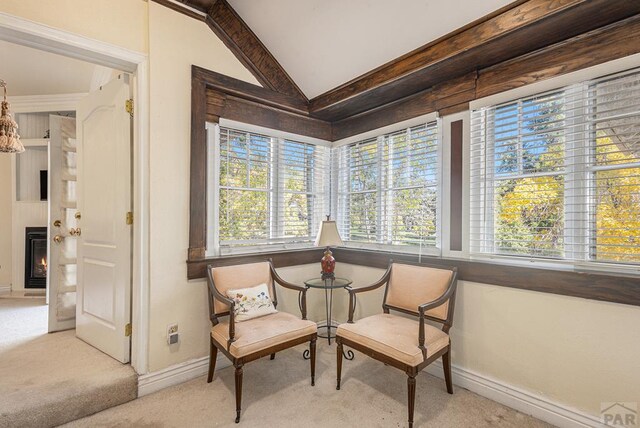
[25,227,47,289]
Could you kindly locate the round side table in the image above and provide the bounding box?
[304,277,352,345]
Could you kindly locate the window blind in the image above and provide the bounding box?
[470,67,640,265]
[335,122,439,252]
[218,127,329,252]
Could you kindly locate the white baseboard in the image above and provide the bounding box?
[0,285,11,294]
[137,353,231,397]
[138,346,602,427]
[425,361,603,428]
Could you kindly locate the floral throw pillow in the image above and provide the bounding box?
[226,283,277,322]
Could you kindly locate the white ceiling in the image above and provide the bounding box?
[228,0,516,99]
[0,40,100,96]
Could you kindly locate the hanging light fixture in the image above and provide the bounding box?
[0,79,24,154]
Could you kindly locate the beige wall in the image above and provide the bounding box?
[146,2,259,372]
[0,156,12,286]
[0,0,148,54]
[329,263,640,419]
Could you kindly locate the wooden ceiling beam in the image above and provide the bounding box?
[205,0,308,102]
[332,73,477,141]
[332,13,640,141]
[309,0,640,121]
[151,0,307,102]
[476,13,640,98]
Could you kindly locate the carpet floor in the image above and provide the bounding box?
[0,298,137,428]
[64,340,553,428]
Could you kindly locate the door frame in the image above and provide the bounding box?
[0,12,151,374]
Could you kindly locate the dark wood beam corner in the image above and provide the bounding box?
[192,65,308,114]
[205,0,308,103]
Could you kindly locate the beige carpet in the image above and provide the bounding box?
[0,295,48,344]
[0,298,137,428]
[64,340,552,428]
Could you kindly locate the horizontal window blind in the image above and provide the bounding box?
[470,67,640,265]
[336,122,439,252]
[218,127,328,252]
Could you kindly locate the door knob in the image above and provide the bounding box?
[53,220,62,227]
[53,235,63,244]
[70,228,82,237]
[75,212,81,220]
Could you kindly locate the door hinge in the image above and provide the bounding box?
[125,99,134,117]
[126,211,133,225]
[125,323,132,337]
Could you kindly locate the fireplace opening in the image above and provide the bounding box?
[25,227,47,289]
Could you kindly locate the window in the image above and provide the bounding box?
[335,122,440,253]
[471,68,640,266]
[213,126,329,254]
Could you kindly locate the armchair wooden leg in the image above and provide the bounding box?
[310,338,316,386]
[407,374,416,428]
[336,340,343,390]
[270,353,275,360]
[234,364,244,423]
[443,350,453,394]
[207,338,217,383]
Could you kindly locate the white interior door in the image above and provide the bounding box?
[47,115,78,333]
[76,75,132,363]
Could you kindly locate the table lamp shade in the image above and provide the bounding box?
[314,220,344,247]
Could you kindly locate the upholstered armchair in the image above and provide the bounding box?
[206,261,317,423]
[336,261,458,428]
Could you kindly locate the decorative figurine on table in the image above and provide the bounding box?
[314,215,344,280]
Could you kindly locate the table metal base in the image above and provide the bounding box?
[302,276,355,361]
[303,344,354,361]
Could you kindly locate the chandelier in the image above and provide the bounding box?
[0,79,24,153]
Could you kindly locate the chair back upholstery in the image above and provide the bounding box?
[384,263,454,322]
[209,262,274,315]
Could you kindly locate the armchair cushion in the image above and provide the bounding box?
[385,263,453,321]
[211,262,274,315]
[211,312,316,358]
[227,283,277,322]
[336,314,449,366]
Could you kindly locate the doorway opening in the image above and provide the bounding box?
[0,38,132,358]
[0,5,150,376]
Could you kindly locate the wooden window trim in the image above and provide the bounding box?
[187,21,640,306]
[332,248,640,307]
[188,66,331,272]
[188,67,640,305]
[187,248,322,280]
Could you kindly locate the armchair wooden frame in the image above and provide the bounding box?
[336,260,458,428]
[206,260,317,423]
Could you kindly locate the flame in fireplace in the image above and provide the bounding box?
[41,257,47,274]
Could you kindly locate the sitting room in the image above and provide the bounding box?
[0,1,639,427]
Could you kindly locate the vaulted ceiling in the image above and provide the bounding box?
[226,0,515,99]
[172,0,515,98]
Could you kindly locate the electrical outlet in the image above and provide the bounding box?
[167,324,179,345]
